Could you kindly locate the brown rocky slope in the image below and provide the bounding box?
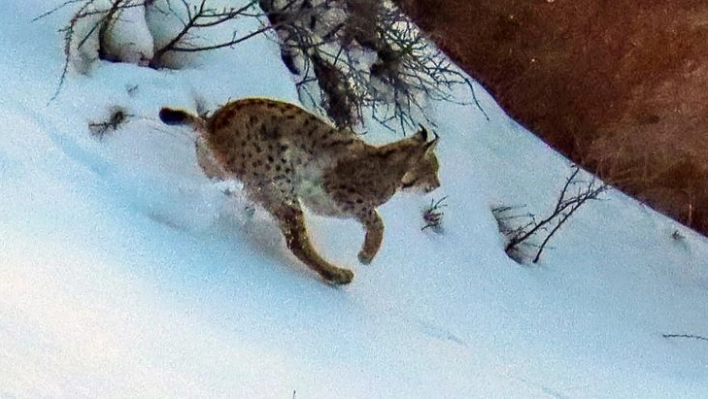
[395,0,708,234]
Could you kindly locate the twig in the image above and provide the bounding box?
[150,0,261,67]
[663,334,708,342]
[494,165,607,263]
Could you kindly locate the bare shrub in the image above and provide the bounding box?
[147,0,266,68]
[44,0,487,130]
[258,0,487,131]
[493,165,607,264]
[89,106,130,139]
[35,0,153,98]
[421,196,447,233]
[39,0,264,97]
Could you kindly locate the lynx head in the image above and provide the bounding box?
[401,126,441,194]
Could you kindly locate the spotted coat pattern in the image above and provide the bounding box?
[160,98,440,285]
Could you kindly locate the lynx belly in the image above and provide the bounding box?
[294,167,344,217]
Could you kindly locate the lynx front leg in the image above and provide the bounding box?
[273,204,354,285]
[356,209,384,265]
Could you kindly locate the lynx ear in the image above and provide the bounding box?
[424,136,439,154]
[411,125,428,143]
[422,129,439,152]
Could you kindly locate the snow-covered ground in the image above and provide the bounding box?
[1,1,707,398]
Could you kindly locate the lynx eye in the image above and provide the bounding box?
[401,173,420,189]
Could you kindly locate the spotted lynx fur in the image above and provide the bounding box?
[159,98,440,285]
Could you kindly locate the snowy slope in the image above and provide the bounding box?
[1,1,707,398]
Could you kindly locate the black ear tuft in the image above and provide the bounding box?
[418,124,429,142]
[159,108,190,125]
[409,124,428,143]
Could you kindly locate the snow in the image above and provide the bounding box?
[1,1,707,398]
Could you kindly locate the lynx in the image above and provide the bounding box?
[159,98,440,285]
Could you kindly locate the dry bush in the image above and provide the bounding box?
[258,0,487,132]
[421,196,447,233]
[45,0,486,132]
[39,0,264,97]
[37,0,153,98]
[147,0,266,68]
[88,106,130,138]
[493,165,607,264]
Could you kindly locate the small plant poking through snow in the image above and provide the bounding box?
[671,229,685,241]
[493,165,607,264]
[89,106,130,139]
[422,196,447,233]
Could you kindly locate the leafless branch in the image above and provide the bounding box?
[662,334,708,342]
[260,0,487,132]
[150,0,262,67]
[45,0,150,99]
[494,165,607,264]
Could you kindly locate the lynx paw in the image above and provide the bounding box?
[324,268,354,285]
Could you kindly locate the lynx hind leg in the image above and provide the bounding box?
[195,136,227,180]
[271,202,354,285]
[356,209,384,265]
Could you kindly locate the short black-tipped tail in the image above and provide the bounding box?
[159,107,194,126]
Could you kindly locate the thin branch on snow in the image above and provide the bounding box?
[493,165,607,264]
[663,334,708,342]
